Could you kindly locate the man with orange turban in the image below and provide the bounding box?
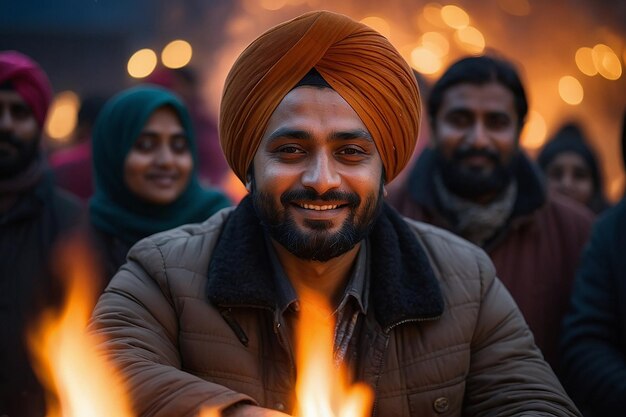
[90,11,581,417]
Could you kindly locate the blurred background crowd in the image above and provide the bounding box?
[1,0,625,202]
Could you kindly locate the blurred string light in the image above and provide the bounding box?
[454,26,485,54]
[161,40,193,69]
[259,0,287,10]
[521,110,547,150]
[360,16,391,39]
[575,47,598,76]
[45,91,80,142]
[496,0,531,16]
[440,5,470,29]
[576,44,622,80]
[411,46,442,75]
[421,32,450,56]
[127,48,157,79]
[591,43,622,80]
[558,75,584,105]
[610,176,625,201]
[422,3,447,29]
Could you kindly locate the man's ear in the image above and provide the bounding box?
[245,169,254,193]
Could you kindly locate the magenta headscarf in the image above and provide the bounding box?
[0,51,53,127]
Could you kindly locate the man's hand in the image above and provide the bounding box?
[222,404,292,417]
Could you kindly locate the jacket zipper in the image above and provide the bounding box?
[371,315,441,417]
[383,315,442,334]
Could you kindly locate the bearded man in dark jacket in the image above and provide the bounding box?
[387,55,594,369]
[0,51,83,417]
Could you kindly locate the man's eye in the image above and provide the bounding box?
[338,147,363,156]
[486,114,511,130]
[446,112,472,127]
[278,146,303,154]
[11,104,32,120]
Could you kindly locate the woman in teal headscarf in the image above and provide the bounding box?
[90,85,231,280]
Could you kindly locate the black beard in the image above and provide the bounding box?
[0,131,40,178]
[435,147,517,200]
[252,186,383,262]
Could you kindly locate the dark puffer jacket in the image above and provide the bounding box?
[560,196,626,416]
[89,198,580,416]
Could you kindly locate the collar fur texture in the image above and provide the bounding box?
[207,196,444,331]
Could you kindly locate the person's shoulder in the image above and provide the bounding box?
[546,193,595,222]
[401,216,496,281]
[126,206,235,270]
[51,186,83,208]
[590,197,626,245]
[48,186,85,228]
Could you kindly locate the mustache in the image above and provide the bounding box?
[0,132,25,148]
[280,189,360,207]
[452,147,500,164]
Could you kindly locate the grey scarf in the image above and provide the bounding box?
[434,173,517,247]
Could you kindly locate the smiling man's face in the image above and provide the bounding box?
[251,86,384,262]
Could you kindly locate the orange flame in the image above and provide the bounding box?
[197,407,221,417]
[294,290,373,417]
[27,236,134,417]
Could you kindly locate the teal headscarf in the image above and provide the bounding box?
[89,85,231,245]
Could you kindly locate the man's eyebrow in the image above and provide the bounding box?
[265,128,312,143]
[331,129,373,142]
[265,127,373,143]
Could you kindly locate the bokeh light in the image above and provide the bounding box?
[609,175,625,201]
[127,48,158,79]
[411,46,443,75]
[521,110,547,150]
[161,39,193,69]
[558,75,584,105]
[422,3,447,28]
[592,43,622,80]
[496,0,531,16]
[454,26,485,54]
[360,16,391,39]
[259,0,287,10]
[441,5,470,29]
[45,91,80,142]
[421,32,449,56]
[575,47,598,76]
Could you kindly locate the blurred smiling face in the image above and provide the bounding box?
[432,81,520,200]
[544,151,594,205]
[124,106,193,205]
[251,86,385,262]
[0,89,40,177]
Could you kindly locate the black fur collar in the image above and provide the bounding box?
[207,196,443,330]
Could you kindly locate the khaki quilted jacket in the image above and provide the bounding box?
[89,198,580,417]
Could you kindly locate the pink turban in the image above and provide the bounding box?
[220,10,421,183]
[0,51,53,128]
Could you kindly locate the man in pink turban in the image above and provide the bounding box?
[0,51,83,417]
[89,11,581,417]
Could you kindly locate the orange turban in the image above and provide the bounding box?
[220,10,421,183]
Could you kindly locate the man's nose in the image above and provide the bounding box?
[466,122,491,149]
[301,152,341,195]
[0,107,13,131]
